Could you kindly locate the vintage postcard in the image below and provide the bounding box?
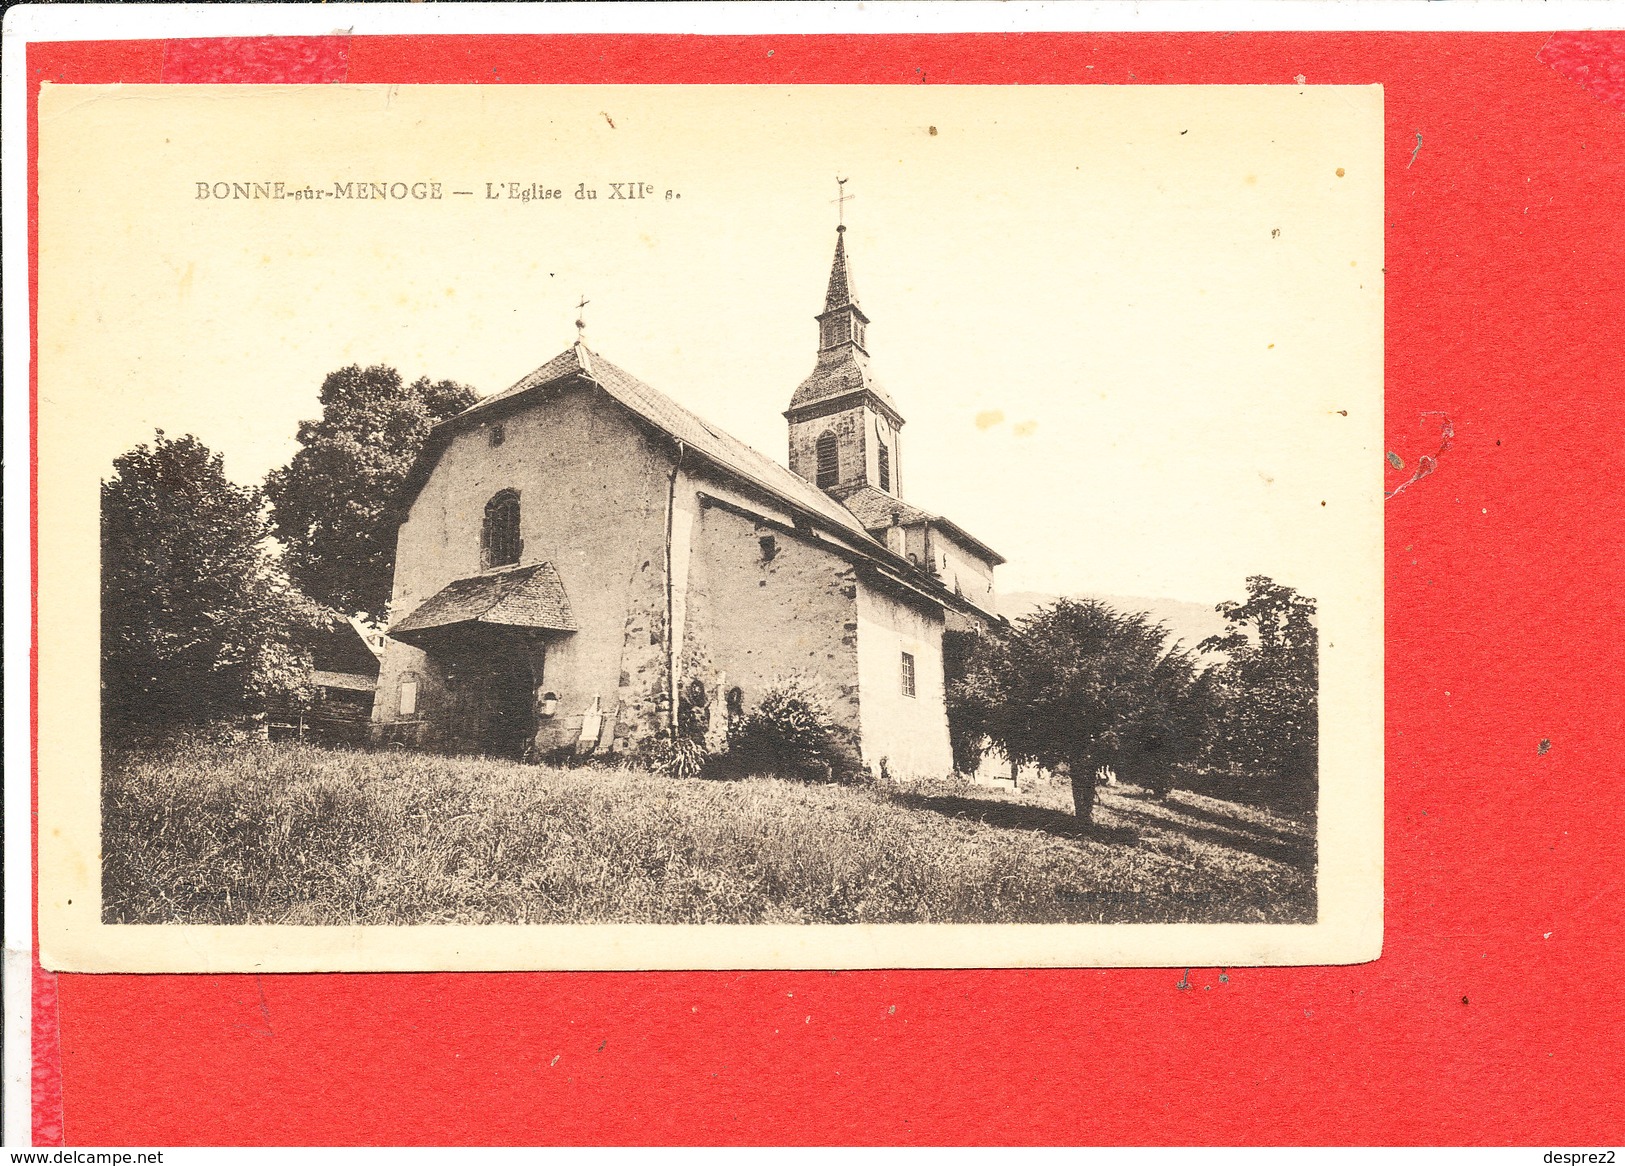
[36,83,1382,971]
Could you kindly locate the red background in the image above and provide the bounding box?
[28,32,1625,1146]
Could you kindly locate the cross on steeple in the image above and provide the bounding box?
[574,295,590,341]
[831,176,854,228]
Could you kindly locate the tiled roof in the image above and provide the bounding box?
[459,344,877,543]
[401,342,1002,614]
[825,228,857,311]
[311,669,377,693]
[457,347,584,417]
[389,561,577,644]
[839,486,1006,568]
[787,345,902,417]
[839,486,936,531]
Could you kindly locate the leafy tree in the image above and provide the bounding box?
[943,627,1006,774]
[266,365,476,619]
[1197,575,1318,807]
[102,431,317,735]
[954,600,1200,822]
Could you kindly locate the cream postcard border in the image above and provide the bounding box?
[34,82,1383,971]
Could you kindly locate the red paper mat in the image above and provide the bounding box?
[26,29,1625,1146]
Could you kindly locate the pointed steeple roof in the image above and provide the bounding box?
[789,226,900,420]
[825,227,857,311]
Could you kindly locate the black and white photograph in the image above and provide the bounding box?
[37,84,1383,969]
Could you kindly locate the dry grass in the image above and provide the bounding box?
[102,742,1315,926]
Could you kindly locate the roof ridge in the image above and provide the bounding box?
[572,348,879,538]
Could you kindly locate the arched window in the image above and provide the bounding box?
[483,489,522,568]
[877,442,891,492]
[815,431,839,488]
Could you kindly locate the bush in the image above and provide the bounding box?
[728,675,861,783]
[646,733,708,779]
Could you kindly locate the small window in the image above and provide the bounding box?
[483,489,522,568]
[815,431,839,489]
[877,442,891,492]
[399,674,420,717]
[900,652,916,699]
[759,533,778,561]
[490,424,506,448]
[853,319,867,349]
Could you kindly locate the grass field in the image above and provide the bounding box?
[102,742,1316,926]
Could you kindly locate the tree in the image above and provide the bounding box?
[102,431,317,735]
[265,365,476,619]
[1196,575,1318,808]
[943,627,1007,775]
[953,600,1200,822]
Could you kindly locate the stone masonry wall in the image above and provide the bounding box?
[375,384,674,756]
[685,495,862,745]
[787,403,869,492]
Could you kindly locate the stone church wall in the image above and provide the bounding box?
[855,579,954,779]
[374,384,674,755]
[375,377,973,774]
[683,492,862,745]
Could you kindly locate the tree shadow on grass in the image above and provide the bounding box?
[1103,801,1316,870]
[1159,790,1314,844]
[890,792,1138,845]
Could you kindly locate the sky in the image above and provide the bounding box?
[38,83,1382,605]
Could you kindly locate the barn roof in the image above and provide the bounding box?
[388,561,577,646]
[310,669,377,693]
[291,610,381,678]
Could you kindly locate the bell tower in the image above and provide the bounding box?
[786,190,905,501]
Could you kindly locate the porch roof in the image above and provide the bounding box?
[388,562,577,647]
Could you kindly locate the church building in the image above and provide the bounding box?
[370,222,1003,779]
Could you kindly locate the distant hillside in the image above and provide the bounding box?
[998,591,1230,661]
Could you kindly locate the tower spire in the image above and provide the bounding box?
[815,182,868,354]
[825,177,858,313]
[787,180,906,499]
[824,230,858,316]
